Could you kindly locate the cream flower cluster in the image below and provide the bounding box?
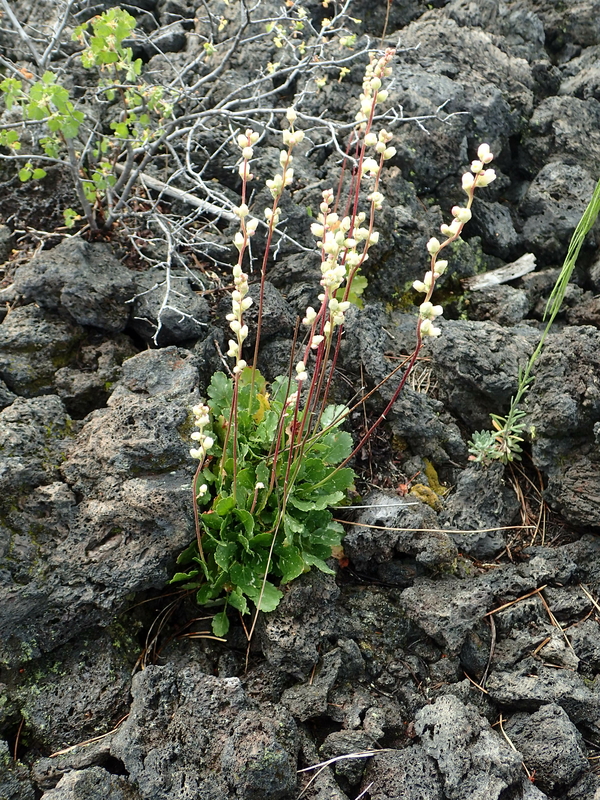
[413,143,496,338]
[356,51,393,127]
[190,403,214,463]
[226,265,252,374]
[266,107,304,200]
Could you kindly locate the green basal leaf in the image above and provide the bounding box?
[319,404,349,430]
[249,532,275,547]
[229,562,259,596]
[214,541,238,571]
[303,553,336,575]
[234,507,255,537]
[317,430,353,464]
[277,546,305,583]
[227,587,248,614]
[212,610,230,637]
[256,461,270,486]
[255,581,283,611]
[170,570,199,583]
[196,584,217,604]
[215,495,236,516]
[207,372,233,414]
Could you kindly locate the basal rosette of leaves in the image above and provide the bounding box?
[171,368,354,637]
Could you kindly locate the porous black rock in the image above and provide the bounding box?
[13,238,135,333]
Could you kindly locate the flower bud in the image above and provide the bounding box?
[246,218,259,236]
[376,90,388,102]
[383,146,396,160]
[427,237,441,255]
[286,107,297,123]
[364,132,377,147]
[242,146,253,160]
[413,280,427,293]
[451,206,471,223]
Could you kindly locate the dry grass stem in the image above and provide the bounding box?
[49,714,130,758]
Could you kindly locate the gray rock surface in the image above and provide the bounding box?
[527,326,600,526]
[415,694,524,800]
[129,268,210,345]
[110,665,298,800]
[13,238,135,333]
[486,659,600,724]
[362,747,444,800]
[428,320,538,429]
[440,463,520,560]
[0,349,199,667]
[344,490,457,583]
[40,767,139,800]
[520,163,600,264]
[258,570,340,680]
[504,704,589,793]
[0,305,85,397]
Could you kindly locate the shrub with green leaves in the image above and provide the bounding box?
[172,369,354,636]
[0,7,174,230]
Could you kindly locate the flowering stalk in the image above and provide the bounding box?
[220,130,260,483]
[337,143,497,469]
[248,108,304,403]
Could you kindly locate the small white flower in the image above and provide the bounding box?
[383,146,396,160]
[242,146,253,160]
[470,160,483,173]
[311,335,324,349]
[451,206,472,223]
[361,157,380,176]
[302,306,317,326]
[413,280,427,293]
[462,172,475,192]
[475,169,496,187]
[246,218,259,236]
[202,436,214,451]
[190,447,203,460]
[197,483,208,497]
[234,204,249,217]
[420,318,441,337]
[286,107,297,123]
[364,132,377,147]
[311,223,325,238]
[477,143,493,163]
[440,219,461,238]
